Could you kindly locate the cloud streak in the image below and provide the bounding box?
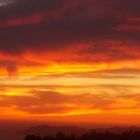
[0,89,140,117]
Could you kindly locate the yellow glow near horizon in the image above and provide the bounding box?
[0,53,139,124]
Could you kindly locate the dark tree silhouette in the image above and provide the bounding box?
[24,134,42,140]
[24,130,140,140]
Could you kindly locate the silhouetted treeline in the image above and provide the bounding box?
[24,130,140,140]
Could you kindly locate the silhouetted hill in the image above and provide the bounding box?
[24,126,140,140]
[24,125,89,136]
[24,125,140,136]
[107,126,140,134]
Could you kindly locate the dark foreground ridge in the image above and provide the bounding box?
[24,130,140,140]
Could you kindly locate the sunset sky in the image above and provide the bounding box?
[0,0,140,126]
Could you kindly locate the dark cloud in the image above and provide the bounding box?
[0,0,139,71]
[0,58,43,75]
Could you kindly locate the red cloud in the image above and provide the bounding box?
[0,11,46,28]
[113,17,140,31]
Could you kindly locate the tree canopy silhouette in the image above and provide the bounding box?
[24,130,140,140]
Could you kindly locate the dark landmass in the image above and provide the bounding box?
[24,125,140,140]
[24,125,88,136]
[1,123,140,140]
[24,125,140,135]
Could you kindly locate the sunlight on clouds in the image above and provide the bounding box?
[0,88,34,96]
[3,91,30,96]
[17,63,108,76]
[0,106,28,119]
[26,109,102,117]
[110,98,139,108]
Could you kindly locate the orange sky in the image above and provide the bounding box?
[0,0,140,126]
